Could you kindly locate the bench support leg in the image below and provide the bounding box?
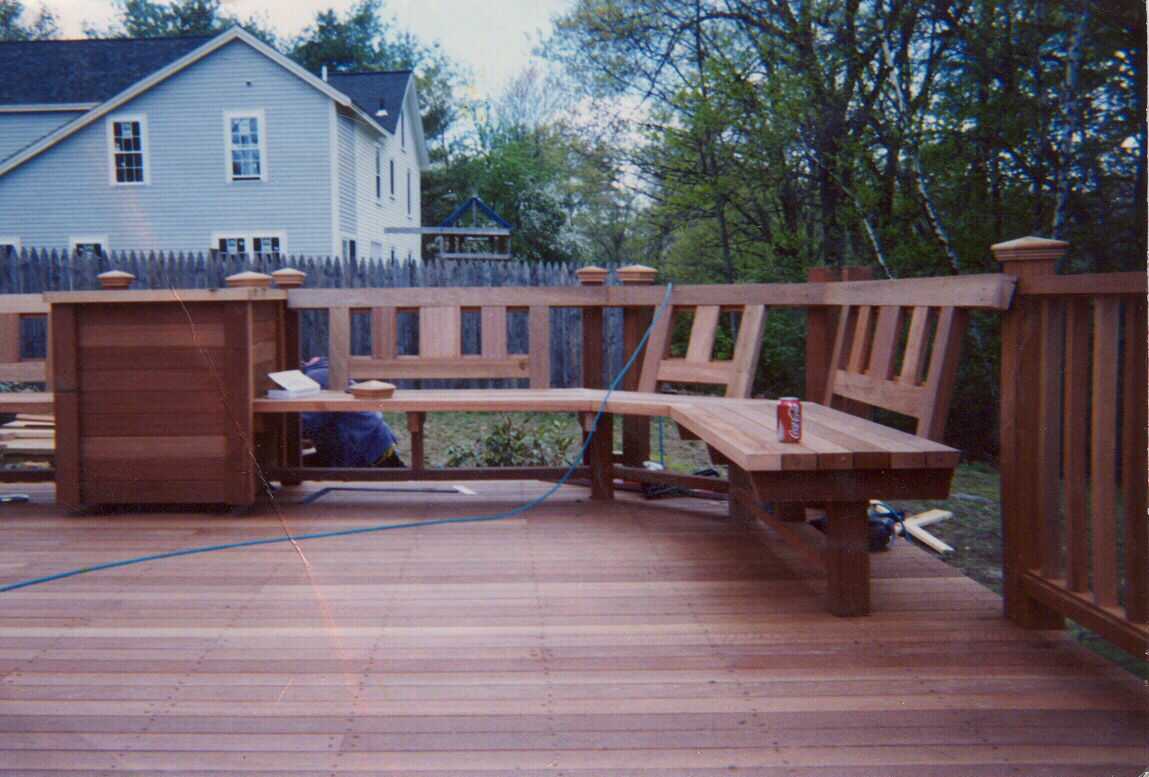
[582,412,614,501]
[825,501,870,617]
[776,502,807,522]
[728,464,754,523]
[279,413,303,486]
[408,412,426,472]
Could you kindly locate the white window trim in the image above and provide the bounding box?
[389,158,395,199]
[223,109,267,182]
[400,115,406,152]
[69,235,109,255]
[211,230,287,255]
[106,113,150,186]
[374,143,382,203]
[0,236,21,251]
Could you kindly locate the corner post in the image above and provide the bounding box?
[618,265,658,468]
[993,236,1067,630]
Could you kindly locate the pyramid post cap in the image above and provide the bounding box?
[575,265,609,285]
[224,270,274,288]
[616,264,658,285]
[96,270,135,289]
[991,236,1070,263]
[271,268,307,288]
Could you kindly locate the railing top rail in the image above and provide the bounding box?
[0,294,49,314]
[286,273,1015,310]
[1016,271,1147,297]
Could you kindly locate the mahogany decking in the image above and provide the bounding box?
[0,481,1145,775]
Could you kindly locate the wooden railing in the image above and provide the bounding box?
[996,237,1148,656]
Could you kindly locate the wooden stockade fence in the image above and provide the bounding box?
[0,247,627,389]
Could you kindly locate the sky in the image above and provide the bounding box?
[29,0,575,100]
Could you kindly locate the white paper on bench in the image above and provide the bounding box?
[267,369,321,399]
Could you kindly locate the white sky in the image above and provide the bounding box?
[29,0,575,99]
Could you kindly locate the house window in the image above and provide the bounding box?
[389,158,395,197]
[0,237,19,257]
[406,169,411,217]
[213,232,284,258]
[224,110,266,181]
[342,239,357,261]
[69,236,108,257]
[108,114,148,185]
[374,145,382,201]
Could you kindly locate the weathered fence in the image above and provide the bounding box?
[0,248,627,388]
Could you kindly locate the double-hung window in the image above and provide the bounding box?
[225,110,266,181]
[108,114,148,185]
[214,232,284,258]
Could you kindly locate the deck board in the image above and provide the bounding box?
[0,482,1145,774]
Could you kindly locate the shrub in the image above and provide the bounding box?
[444,415,575,467]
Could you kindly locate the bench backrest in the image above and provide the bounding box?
[824,303,968,441]
[0,295,50,385]
[637,303,767,398]
[318,300,551,391]
[365,304,548,386]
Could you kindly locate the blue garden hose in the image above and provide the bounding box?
[0,284,675,594]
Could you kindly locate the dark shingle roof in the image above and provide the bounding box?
[0,36,211,105]
[326,71,412,134]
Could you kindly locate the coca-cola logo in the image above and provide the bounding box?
[788,409,801,439]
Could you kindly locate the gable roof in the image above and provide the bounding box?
[326,71,412,135]
[0,27,430,176]
[440,196,513,230]
[0,36,211,105]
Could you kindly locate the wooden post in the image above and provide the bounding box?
[408,412,426,471]
[825,501,871,617]
[994,236,1066,630]
[805,265,872,406]
[279,305,303,484]
[619,265,657,467]
[581,411,614,500]
[792,266,871,523]
[576,266,608,390]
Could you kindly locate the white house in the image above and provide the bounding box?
[0,27,430,261]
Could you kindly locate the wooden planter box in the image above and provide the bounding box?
[46,288,289,509]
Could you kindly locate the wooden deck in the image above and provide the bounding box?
[0,481,1145,775]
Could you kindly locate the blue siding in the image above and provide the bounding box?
[0,111,81,162]
[0,40,334,255]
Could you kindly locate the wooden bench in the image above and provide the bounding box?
[252,274,1013,615]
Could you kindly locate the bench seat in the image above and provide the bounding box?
[253,389,958,476]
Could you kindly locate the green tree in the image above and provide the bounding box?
[88,0,276,43]
[1,0,57,40]
[289,0,465,159]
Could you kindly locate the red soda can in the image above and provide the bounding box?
[777,397,802,443]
